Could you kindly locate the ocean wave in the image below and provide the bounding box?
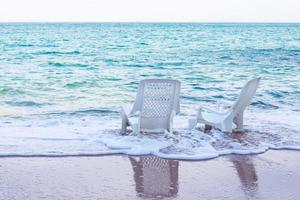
[48,61,88,68]
[43,108,119,116]
[5,101,50,107]
[192,86,205,90]
[0,87,25,95]
[48,61,64,67]
[250,101,279,109]
[219,55,233,60]
[63,81,99,88]
[123,64,148,68]
[267,90,285,98]
[17,44,34,47]
[38,50,80,55]
[156,61,186,67]
[104,77,122,81]
[181,95,215,102]
[241,47,300,54]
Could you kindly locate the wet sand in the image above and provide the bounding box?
[0,150,299,200]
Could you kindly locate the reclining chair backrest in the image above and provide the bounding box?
[230,77,261,115]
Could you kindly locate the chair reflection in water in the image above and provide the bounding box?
[129,156,179,198]
[231,156,258,199]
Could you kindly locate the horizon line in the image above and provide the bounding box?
[0,21,300,24]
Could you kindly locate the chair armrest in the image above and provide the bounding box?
[121,105,141,134]
[168,110,176,134]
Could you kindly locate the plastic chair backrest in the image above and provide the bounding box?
[132,79,180,132]
[231,77,261,114]
[132,79,181,118]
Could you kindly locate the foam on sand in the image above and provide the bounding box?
[0,110,299,160]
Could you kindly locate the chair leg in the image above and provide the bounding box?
[121,116,128,134]
[167,127,173,134]
[168,110,175,134]
[132,123,140,134]
[188,118,198,130]
[234,112,244,130]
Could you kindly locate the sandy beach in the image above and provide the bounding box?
[0,150,299,200]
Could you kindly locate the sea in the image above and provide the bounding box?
[0,23,299,159]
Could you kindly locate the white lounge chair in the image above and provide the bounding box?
[121,79,181,134]
[189,77,261,132]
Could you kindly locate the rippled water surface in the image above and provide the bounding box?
[0,23,300,159]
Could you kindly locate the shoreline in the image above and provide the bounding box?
[1,150,300,200]
[0,147,299,160]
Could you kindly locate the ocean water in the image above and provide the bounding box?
[0,23,300,159]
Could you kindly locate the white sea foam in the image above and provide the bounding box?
[0,109,299,160]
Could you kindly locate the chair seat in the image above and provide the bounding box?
[200,111,227,124]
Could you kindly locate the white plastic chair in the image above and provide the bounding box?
[121,79,181,134]
[189,77,261,132]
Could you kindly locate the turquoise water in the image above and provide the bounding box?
[0,23,300,159]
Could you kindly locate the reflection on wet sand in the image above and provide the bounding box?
[129,156,179,198]
[231,156,258,199]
